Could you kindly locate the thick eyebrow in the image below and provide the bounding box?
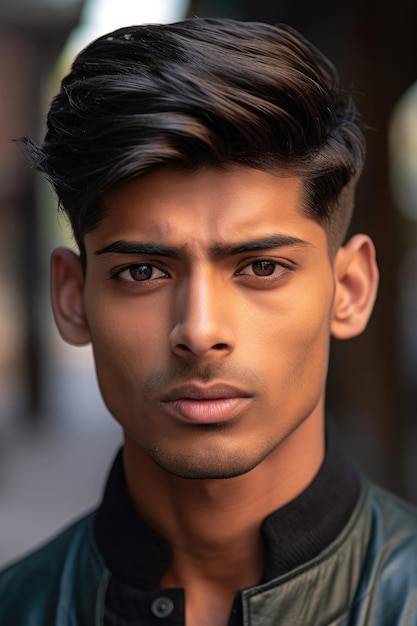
[209,234,312,259]
[94,241,184,257]
[94,234,311,259]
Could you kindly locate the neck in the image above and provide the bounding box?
[123,412,325,592]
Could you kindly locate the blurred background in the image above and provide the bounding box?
[0,0,416,567]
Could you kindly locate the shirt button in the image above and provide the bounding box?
[151,596,175,618]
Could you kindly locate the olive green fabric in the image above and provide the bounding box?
[1,480,417,625]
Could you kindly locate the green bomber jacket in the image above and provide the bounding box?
[1,478,417,625]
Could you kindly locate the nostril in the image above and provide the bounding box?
[213,343,228,350]
[177,343,192,352]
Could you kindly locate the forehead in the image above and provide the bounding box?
[87,166,327,253]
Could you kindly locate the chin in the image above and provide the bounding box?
[146,447,265,480]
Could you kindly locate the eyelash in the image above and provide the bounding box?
[111,259,293,283]
[111,263,170,283]
[236,259,291,279]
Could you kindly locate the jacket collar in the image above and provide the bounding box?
[243,480,370,625]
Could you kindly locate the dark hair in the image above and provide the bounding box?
[23,18,365,260]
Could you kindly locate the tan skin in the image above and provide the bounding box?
[51,166,378,626]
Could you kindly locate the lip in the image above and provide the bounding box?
[160,382,252,402]
[159,383,253,424]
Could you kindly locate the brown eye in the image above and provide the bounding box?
[251,261,277,276]
[236,259,289,281]
[115,264,168,282]
[129,264,153,281]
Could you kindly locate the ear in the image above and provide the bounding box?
[331,234,379,340]
[50,247,91,346]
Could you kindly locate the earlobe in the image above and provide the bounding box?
[331,234,379,340]
[50,247,91,346]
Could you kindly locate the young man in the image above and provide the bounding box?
[1,17,416,626]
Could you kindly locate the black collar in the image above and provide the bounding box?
[94,427,360,589]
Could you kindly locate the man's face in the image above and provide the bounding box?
[82,166,336,479]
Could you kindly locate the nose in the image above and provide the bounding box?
[169,270,236,359]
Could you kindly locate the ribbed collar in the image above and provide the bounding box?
[94,427,360,589]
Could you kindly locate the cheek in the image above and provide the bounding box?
[85,287,169,354]
[84,296,170,407]
[252,286,333,391]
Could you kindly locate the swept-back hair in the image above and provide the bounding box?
[23,18,365,259]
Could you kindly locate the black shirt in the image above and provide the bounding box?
[94,430,360,625]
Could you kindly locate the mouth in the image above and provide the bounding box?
[159,383,254,424]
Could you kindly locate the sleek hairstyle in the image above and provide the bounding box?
[23,18,365,261]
